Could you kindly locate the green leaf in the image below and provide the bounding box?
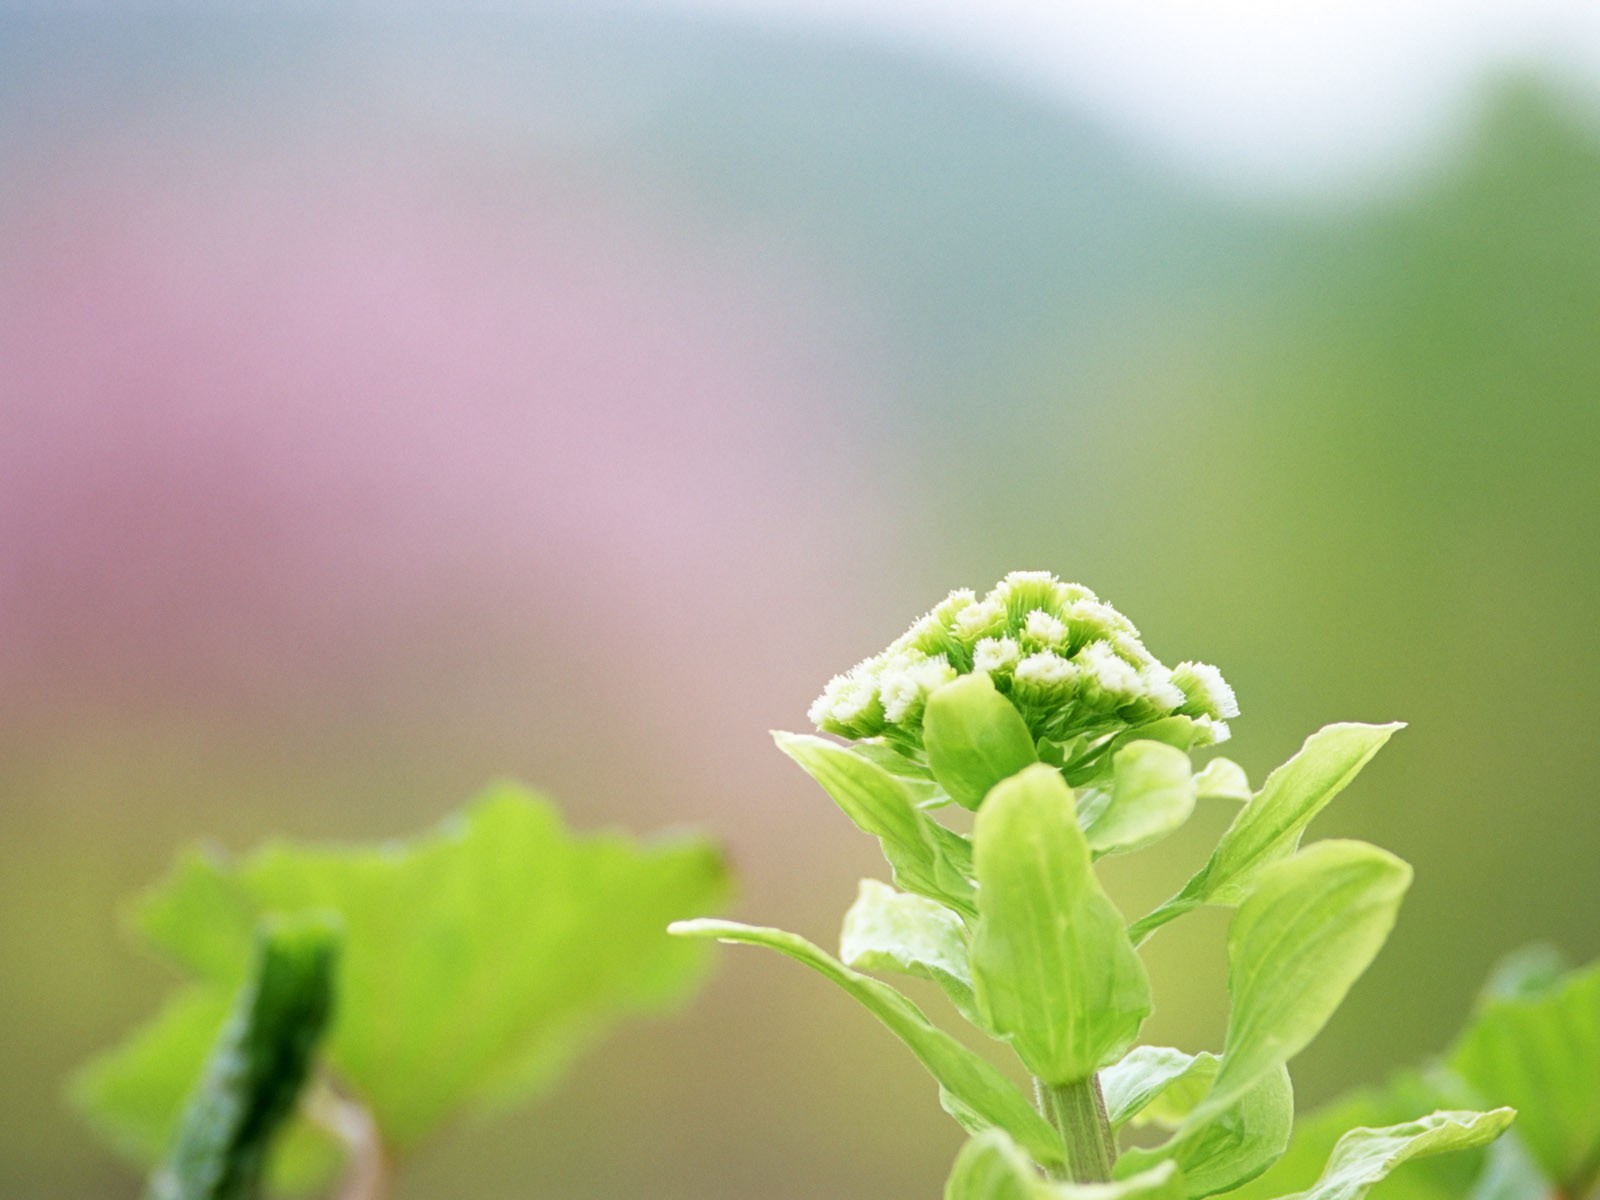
[1475,943,1570,1006]
[923,674,1040,811]
[1278,1109,1515,1200]
[1450,960,1600,1195]
[970,764,1151,1085]
[777,731,977,915]
[122,787,729,1151]
[1084,742,1196,857]
[1101,1048,1218,1131]
[1467,1134,1548,1200]
[670,918,1062,1165]
[946,1130,1186,1200]
[1137,1055,1222,1132]
[72,990,340,1194]
[840,879,978,1022]
[845,740,945,808]
[1130,723,1401,943]
[1119,1065,1293,1199]
[146,915,340,1200]
[1192,758,1251,803]
[1226,1072,1496,1200]
[1201,841,1411,1121]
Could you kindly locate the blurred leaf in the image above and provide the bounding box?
[1467,1133,1548,1200]
[1130,724,1401,943]
[840,879,978,1022]
[72,991,341,1194]
[1101,1047,1218,1132]
[1199,841,1411,1122]
[1451,960,1600,1195]
[923,674,1039,811]
[127,786,729,1150]
[669,918,1062,1165]
[1226,1072,1484,1200]
[1118,1065,1293,1199]
[777,731,977,917]
[1279,1109,1514,1200]
[1475,943,1570,1006]
[76,989,235,1169]
[148,915,339,1200]
[971,765,1151,1085]
[1084,741,1196,858]
[946,1130,1185,1199]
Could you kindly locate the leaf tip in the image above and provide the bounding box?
[667,918,729,940]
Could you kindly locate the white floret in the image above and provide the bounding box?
[1013,651,1079,694]
[1176,661,1240,720]
[1064,599,1138,641]
[999,569,1057,588]
[879,655,955,723]
[1111,633,1156,668]
[1077,640,1142,700]
[1139,663,1187,711]
[1022,609,1069,649]
[809,669,878,729]
[951,598,1007,643]
[973,636,1021,674]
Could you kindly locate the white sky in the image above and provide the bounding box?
[657,0,1600,195]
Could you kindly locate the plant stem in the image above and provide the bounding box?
[310,1086,389,1200]
[1038,1074,1116,1184]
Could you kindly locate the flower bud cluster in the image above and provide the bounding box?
[808,571,1238,748]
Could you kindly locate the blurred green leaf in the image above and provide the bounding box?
[1279,1109,1514,1200]
[1475,943,1570,1006]
[1083,741,1196,858]
[971,765,1150,1085]
[669,918,1062,1165]
[777,731,977,917]
[1118,1065,1293,1199]
[1466,1133,1548,1200]
[923,674,1039,811]
[147,915,339,1200]
[73,990,341,1193]
[1451,960,1600,1195]
[123,786,729,1151]
[946,1130,1185,1200]
[840,879,978,1022]
[1200,841,1410,1122]
[1131,724,1401,943]
[76,990,234,1169]
[1227,1072,1492,1200]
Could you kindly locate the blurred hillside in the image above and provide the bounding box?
[2,11,1598,1198]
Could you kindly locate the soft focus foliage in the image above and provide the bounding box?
[143,918,338,1200]
[75,789,729,1188]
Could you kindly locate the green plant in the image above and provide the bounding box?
[1232,945,1600,1200]
[672,570,1515,1199]
[75,785,729,1199]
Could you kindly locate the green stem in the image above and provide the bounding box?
[1038,1074,1116,1184]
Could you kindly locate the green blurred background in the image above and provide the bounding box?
[3,8,1598,1197]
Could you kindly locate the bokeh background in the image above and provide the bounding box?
[4,4,1600,1196]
